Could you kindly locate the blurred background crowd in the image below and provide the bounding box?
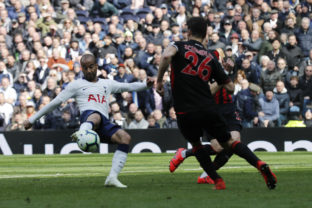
[0,0,312,131]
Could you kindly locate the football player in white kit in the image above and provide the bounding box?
[24,54,154,188]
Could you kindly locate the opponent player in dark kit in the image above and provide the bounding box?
[156,17,276,190]
[169,69,244,184]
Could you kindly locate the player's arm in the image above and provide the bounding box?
[223,80,234,94]
[110,77,154,93]
[157,45,177,94]
[209,81,222,95]
[211,57,234,94]
[24,83,77,130]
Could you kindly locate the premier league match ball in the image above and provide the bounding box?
[76,130,100,152]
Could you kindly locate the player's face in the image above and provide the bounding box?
[82,58,98,82]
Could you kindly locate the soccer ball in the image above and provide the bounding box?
[76,130,100,152]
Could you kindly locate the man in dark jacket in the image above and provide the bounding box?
[295,17,312,57]
[281,34,303,70]
[235,82,261,128]
[90,0,118,18]
[274,80,290,126]
[260,60,282,92]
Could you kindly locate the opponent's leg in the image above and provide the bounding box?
[192,141,225,190]
[169,145,216,173]
[104,129,130,188]
[222,138,277,189]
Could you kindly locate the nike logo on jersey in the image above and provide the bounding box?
[82,88,87,91]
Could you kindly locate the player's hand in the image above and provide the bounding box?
[156,81,164,96]
[23,120,32,130]
[146,77,155,88]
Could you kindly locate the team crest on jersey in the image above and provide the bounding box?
[88,94,106,103]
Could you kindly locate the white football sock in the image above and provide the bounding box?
[200,171,208,178]
[108,150,128,178]
[79,122,93,131]
[181,149,186,158]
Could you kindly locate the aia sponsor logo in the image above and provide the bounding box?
[88,94,106,103]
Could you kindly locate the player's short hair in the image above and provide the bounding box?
[186,17,207,39]
[80,54,95,67]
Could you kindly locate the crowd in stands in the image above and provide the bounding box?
[0,0,312,131]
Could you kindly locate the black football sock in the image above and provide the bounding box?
[193,145,221,180]
[213,150,233,170]
[185,149,194,158]
[231,141,259,168]
[185,144,216,158]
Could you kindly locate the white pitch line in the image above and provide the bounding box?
[0,164,311,179]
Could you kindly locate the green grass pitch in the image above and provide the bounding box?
[0,152,312,208]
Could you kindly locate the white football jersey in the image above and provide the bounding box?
[29,78,147,123]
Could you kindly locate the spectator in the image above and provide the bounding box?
[98,35,117,59]
[304,109,312,127]
[33,57,50,85]
[114,63,135,83]
[260,60,281,92]
[147,114,160,128]
[163,107,178,128]
[239,58,260,84]
[42,77,57,99]
[0,92,13,129]
[287,76,303,115]
[235,82,261,128]
[266,38,286,64]
[233,70,247,95]
[112,111,127,129]
[145,23,164,46]
[258,90,280,127]
[299,65,312,99]
[207,32,225,51]
[0,77,17,105]
[295,17,312,57]
[0,61,13,85]
[13,73,27,94]
[258,30,277,62]
[276,57,288,82]
[90,0,118,19]
[25,100,36,119]
[243,30,262,52]
[152,109,166,128]
[219,19,237,45]
[281,34,303,71]
[127,110,148,129]
[32,87,42,110]
[125,103,138,125]
[299,49,312,77]
[58,109,80,129]
[273,80,290,126]
[47,48,68,71]
[5,112,26,131]
[35,12,57,36]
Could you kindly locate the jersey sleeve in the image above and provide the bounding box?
[210,57,231,85]
[28,82,77,124]
[56,81,77,102]
[108,79,148,94]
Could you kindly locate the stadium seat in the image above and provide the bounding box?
[78,16,91,25]
[136,8,151,20]
[92,17,107,25]
[120,8,135,22]
[76,10,89,17]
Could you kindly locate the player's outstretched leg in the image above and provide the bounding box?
[169,145,216,173]
[105,129,130,188]
[228,141,277,189]
[193,144,225,190]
